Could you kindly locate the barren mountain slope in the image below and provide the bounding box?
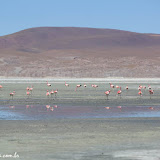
[0,27,160,78]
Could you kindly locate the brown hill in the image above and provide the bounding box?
[0,27,160,78]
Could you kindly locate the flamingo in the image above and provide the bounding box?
[116,85,119,89]
[125,86,129,96]
[26,91,31,98]
[9,106,15,109]
[46,105,50,111]
[10,91,15,99]
[50,107,54,111]
[149,107,154,110]
[117,106,122,109]
[84,84,87,87]
[54,89,58,97]
[143,86,146,89]
[138,85,143,91]
[0,85,3,89]
[105,90,111,100]
[94,84,98,88]
[92,84,98,88]
[54,105,58,108]
[109,83,114,88]
[26,86,30,91]
[109,83,114,92]
[29,85,33,93]
[50,89,54,97]
[46,90,50,98]
[117,87,122,98]
[148,85,152,90]
[47,81,51,86]
[143,85,146,95]
[75,84,82,91]
[26,105,30,109]
[138,90,142,97]
[65,81,69,87]
[149,89,154,99]
[105,107,110,109]
[46,105,50,109]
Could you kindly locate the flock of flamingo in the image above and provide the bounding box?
[104,83,154,100]
[0,81,157,113]
[0,81,155,100]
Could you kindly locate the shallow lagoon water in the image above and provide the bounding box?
[1,105,160,120]
[1,79,160,160]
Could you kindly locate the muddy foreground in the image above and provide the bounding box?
[0,118,160,160]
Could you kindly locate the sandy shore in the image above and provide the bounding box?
[0,118,160,160]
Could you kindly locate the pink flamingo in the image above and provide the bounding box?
[46,105,50,111]
[143,86,146,89]
[26,105,30,109]
[26,91,31,98]
[117,106,122,111]
[50,89,54,97]
[9,106,15,109]
[84,84,87,87]
[75,84,82,91]
[46,90,50,98]
[54,89,58,97]
[29,85,33,94]
[143,86,146,95]
[149,107,154,110]
[148,85,152,90]
[117,106,122,109]
[109,83,114,88]
[91,84,98,90]
[116,85,119,89]
[138,90,142,97]
[50,107,54,111]
[105,90,111,100]
[0,85,3,89]
[26,86,30,91]
[65,81,69,87]
[117,87,122,98]
[10,91,15,99]
[109,83,114,92]
[138,86,142,91]
[91,84,98,88]
[105,107,110,109]
[54,105,58,108]
[149,89,154,99]
[93,84,98,88]
[47,81,51,86]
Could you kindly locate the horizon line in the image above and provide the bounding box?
[1,26,160,37]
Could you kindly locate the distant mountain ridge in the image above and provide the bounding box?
[1,27,160,50]
[0,27,160,77]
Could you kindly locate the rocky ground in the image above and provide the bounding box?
[1,55,160,78]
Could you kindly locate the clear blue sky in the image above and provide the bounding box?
[0,0,160,36]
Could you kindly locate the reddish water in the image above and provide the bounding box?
[0,105,160,120]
